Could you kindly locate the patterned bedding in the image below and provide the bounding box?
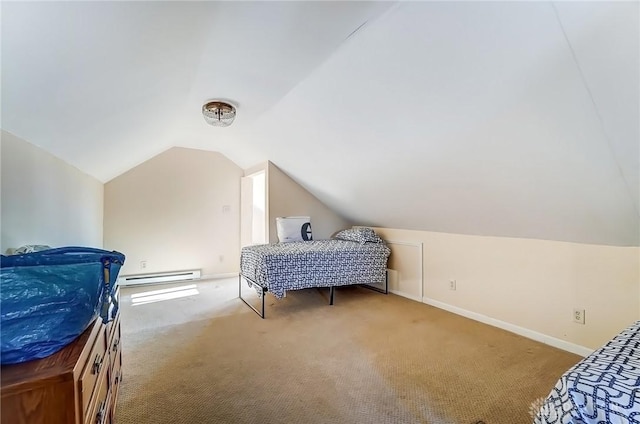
[240,240,391,299]
[534,321,640,423]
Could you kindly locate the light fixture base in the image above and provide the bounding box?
[202,101,236,127]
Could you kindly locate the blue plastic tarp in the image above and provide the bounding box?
[0,247,125,364]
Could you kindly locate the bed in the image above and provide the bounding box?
[534,320,640,423]
[239,227,391,318]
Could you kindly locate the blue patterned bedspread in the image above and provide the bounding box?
[240,240,390,299]
[535,321,640,423]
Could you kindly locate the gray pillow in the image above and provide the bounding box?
[333,227,383,244]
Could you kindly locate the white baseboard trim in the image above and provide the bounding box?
[389,290,422,303]
[118,269,201,286]
[422,297,594,357]
[200,272,239,280]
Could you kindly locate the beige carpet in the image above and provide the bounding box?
[114,279,580,424]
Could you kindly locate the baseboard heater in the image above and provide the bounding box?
[118,269,201,287]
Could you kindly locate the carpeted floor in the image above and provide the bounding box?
[114,279,580,424]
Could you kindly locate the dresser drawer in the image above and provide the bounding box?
[108,315,121,369]
[110,363,122,418]
[109,319,123,421]
[84,367,109,424]
[79,325,108,416]
[105,286,120,341]
[111,333,122,383]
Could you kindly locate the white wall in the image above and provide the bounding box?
[0,131,104,251]
[104,147,243,277]
[241,161,351,244]
[374,227,640,354]
[227,2,639,248]
[267,162,351,242]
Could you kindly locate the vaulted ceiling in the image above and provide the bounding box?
[2,1,638,246]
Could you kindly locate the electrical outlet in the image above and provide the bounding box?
[140,260,147,270]
[573,308,585,324]
[449,280,456,291]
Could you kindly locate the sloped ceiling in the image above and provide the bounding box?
[2,1,638,246]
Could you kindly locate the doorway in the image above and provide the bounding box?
[240,170,267,247]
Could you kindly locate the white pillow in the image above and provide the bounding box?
[276,216,313,242]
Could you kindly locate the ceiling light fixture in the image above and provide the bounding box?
[202,101,236,127]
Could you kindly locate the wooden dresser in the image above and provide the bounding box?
[1,298,122,424]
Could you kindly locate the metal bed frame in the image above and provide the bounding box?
[238,272,388,319]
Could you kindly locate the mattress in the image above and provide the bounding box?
[534,320,640,423]
[240,239,390,299]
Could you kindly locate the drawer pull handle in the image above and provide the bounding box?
[92,354,103,375]
[112,338,120,352]
[95,400,106,424]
